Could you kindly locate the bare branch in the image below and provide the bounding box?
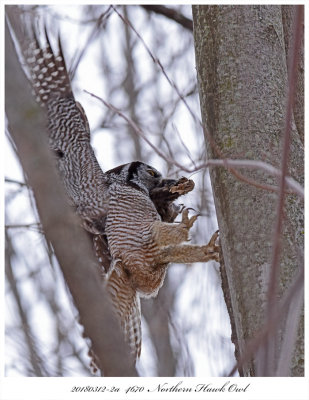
[205,159,303,198]
[112,6,202,126]
[5,223,41,230]
[5,230,46,376]
[103,6,298,202]
[85,90,303,200]
[141,5,193,32]
[84,89,183,169]
[69,6,113,80]
[5,177,28,187]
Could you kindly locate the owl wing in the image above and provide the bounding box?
[18,22,111,232]
[107,267,142,359]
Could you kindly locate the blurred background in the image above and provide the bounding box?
[5,4,235,377]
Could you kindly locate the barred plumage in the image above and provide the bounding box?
[105,179,167,298]
[16,21,220,370]
[21,26,109,223]
[24,30,72,105]
[108,268,142,358]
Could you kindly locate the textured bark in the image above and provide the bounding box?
[192,5,304,376]
[141,278,177,376]
[5,12,137,377]
[281,5,304,145]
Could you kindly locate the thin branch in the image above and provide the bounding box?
[205,159,303,198]
[5,230,46,376]
[113,5,293,198]
[141,5,193,32]
[172,123,197,169]
[5,177,28,187]
[263,5,303,376]
[47,6,112,25]
[85,90,303,199]
[5,223,41,230]
[84,89,183,169]
[69,6,113,80]
[112,6,202,127]
[114,3,296,205]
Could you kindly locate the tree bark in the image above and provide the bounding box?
[281,6,304,145]
[192,5,304,376]
[141,275,177,376]
[5,12,137,377]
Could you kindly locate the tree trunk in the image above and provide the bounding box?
[192,5,304,376]
[282,6,304,145]
[5,12,137,377]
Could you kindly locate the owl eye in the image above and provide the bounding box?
[147,169,156,177]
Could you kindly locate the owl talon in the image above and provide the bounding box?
[181,208,199,229]
[209,230,219,246]
[205,230,220,262]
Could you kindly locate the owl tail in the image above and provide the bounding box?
[107,268,142,360]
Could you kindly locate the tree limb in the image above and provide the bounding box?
[141,5,193,32]
[5,11,137,377]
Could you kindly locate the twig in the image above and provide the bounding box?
[5,223,41,230]
[113,5,292,197]
[5,177,28,187]
[84,89,184,170]
[205,159,303,198]
[69,6,113,80]
[85,90,304,199]
[141,5,193,32]
[172,123,197,169]
[111,5,202,127]
[116,4,300,202]
[5,230,46,376]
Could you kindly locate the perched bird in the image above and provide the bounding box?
[14,20,220,369]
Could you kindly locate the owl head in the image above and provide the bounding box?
[105,161,163,193]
